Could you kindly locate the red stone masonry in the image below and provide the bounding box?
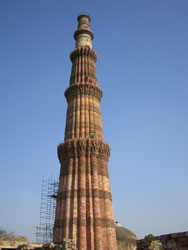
[53,14,118,250]
[137,231,188,250]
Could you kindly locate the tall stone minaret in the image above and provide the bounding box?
[53,14,118,250]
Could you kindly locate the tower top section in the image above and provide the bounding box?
[74,14,94,48]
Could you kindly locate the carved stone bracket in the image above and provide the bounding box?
[65,83,103,102]
[58,139,110,161]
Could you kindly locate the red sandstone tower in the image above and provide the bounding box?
[53,14,117,250]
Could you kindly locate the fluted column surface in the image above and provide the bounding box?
[53,16,117,250]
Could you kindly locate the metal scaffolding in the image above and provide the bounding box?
[35,177,58,243]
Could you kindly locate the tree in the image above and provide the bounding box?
[0,228,14,236]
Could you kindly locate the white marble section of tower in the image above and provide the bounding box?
[75,15,93,48]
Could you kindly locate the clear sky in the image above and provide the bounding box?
[0,0,188,242]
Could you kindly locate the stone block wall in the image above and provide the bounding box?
[117,241,136,250]
[0,236,27,249]
[0,236,42,250]
[34,240,77,250]
[137,232,188,250]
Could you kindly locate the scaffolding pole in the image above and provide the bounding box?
[35,177,58,243]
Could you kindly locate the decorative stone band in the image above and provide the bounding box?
[70,46,97,63]
[74,29,94,41]
[65,83,103,102]
[57,189,112,201]
[58,139,110,161]
[54,217,115,228]
[67,105,101,115]
[60,160,109,178]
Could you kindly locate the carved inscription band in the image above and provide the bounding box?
[54,217,115,228]
[65,83,103,102]
[67,105,101,115]
[57,189,112,201]
[58,139,110,161]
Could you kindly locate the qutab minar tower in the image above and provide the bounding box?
[53,14,118,250]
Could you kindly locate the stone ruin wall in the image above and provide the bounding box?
[0,236,42,250]
[27,241,76,250]
[1,231,188,250]
[117,241,136,250]
[0,236,27,250]
[137,231,188,250]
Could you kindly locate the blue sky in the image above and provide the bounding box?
[0,0,188,241]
